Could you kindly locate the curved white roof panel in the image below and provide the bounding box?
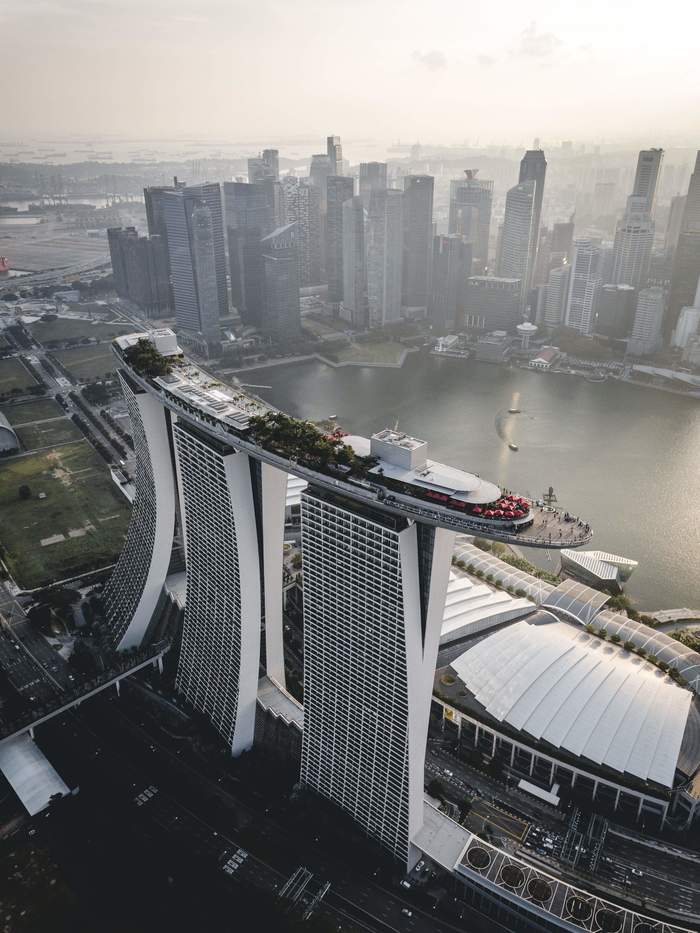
[450,615,693,788]
[440,572,532,644]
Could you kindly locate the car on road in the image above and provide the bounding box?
[400,880,411,889]
[631,868,643,877]
[401,908,413,917]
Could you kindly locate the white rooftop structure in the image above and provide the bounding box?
[440,571,533,645]
[344,433,502,506]
[114,328,182,357]
[450,615,693,788]
[0,734,69,815]
[560,548,638,586]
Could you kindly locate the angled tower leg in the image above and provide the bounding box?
[104,372,176,650]
[300,487,455,868]
[172,420,262,755]
[261,462,288,689]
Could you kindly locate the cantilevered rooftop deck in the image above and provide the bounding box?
[114,335,593,549]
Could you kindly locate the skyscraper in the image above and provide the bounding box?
[326,176,354,305]
[668,152,700,337]
[283,178,322,286]
[540,265,571,329]
[327,135,342,176]
[300,467,455,867]
[672,276,700,349]
[611,197,654,288]
[144,180,183,241]
[402,175,434,311]
[627,286,665,356]
[631,149,664,212]
[162,190,222,353]
[464,276,521,331]
[261,223,302,340]
[341,196,369,330]
[429,235,471,334]
[665,195,687,256]
[224,182,274,326]
[108,227,171,316]
[518,149,547,294]
[565,238,602,334]
[595,284,637,340]
[448,170,493,273]
[359,162,388,210]
[248,148,279,183]
[497,180,536,308]
[367,188,403,327]
[309,154,332,213]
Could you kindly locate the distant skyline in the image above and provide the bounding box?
[2,0,699,144]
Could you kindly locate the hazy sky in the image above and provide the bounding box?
[2,0,699,145]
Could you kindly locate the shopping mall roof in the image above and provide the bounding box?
[440,572,533,645]
[448,613,697,788]
[541,578,610,625]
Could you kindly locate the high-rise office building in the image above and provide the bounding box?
[309,154,332,212]
[261,223,302,340]
[565,238,602,334]
[594,284,637,340]
[448,170,493,273]
[367,188,403,327]
[665,195,687,256]
[668,152,700,337]
[672,277,700,349]
[539,265,571,329]
[108,227,171,316]
[224,182,274,326]
[283,179,322,286]
[144,180,183,241]
[402,175,434,311]
[550,218,575,264]
[248,148,280,183]
[627,286,665,356]
[611,197,654,288]
[631,149,664,212]
[429,235,471,334]
[497,180,536,308]
[327,136,343,176]
[518,149,547,294]
[341,196,369,330]
[326,176,354,305]
[190,203,222,352]
[464,276,521,331]
[162,190,222,353]
[183,184,227,316]
[359,162,388,210]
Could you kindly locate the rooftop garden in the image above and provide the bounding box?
[122,338,173,378]
[246,412,377,477]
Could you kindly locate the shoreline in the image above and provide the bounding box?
[224,345,416,374]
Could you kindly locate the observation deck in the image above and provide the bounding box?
[113,333,592,549]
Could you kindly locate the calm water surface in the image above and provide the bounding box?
[248,353,700,611]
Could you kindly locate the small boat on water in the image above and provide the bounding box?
[508,443,519,451]
[585,371,608,383]
[508,408,521,414]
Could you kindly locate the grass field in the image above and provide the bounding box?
[15,419,83,450]
[0,440,130,589]
[29,317,132,346]
[53,345,117,381]
[0,357,37,395]
[1,398,64,424]
[331,341,407,365]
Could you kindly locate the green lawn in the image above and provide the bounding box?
[0,357,37,395]
[302,316,350,338]
[53,345,117,381]
[15,419,83,451]
[29,318,132,346]
[0,440,130,589]
[1,397,64,425]
[332,341,407,365]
